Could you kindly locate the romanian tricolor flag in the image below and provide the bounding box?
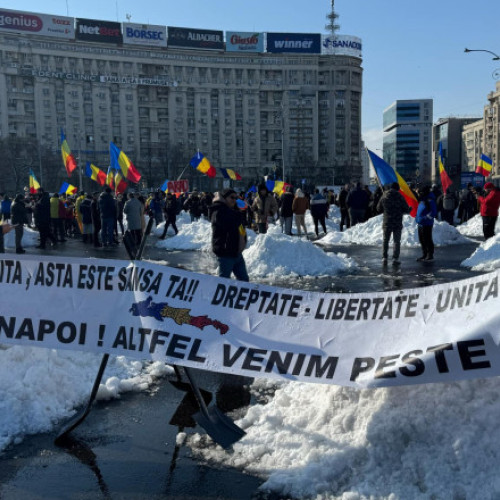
[29,169,41,194]
[265,180,291,194]
[367,149,418,217]
[61,129,77,176]
[85,162,107,186]
[160,180,169,193]
[114,170,128,195]
[59,182,78,196]
[189,152,216,178]
[106,166,115,190]
[438,142,453,193]
[476,153,493,177]
[220,167,242,181]
[110,142,141,183]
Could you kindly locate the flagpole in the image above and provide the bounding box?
[177,163,189,181]
[38,144,43,187]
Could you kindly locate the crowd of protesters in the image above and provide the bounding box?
[0,180,499,269]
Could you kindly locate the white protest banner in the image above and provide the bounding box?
[0,255,498,388]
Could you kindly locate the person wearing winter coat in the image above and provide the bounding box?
[11,193,29,253]
[34,190,57,249]
[90,192,102,247]
[184,190,202,222]
[210,188,249,281]
[292,188,309,237]
[279,186,294,235]
[439,188,457,226]
[50,193,66,242]
[476,182,500,240]
[377,182,411,264]
[149,191,165,226]
[415,186,438,262]
[346,182,370,226]
[309,189,328,237]
[252,183,278,234]
[124,192,143,244]
[79,195,93,243]
[458,183,476,224]
[159,192,179,238]
[99,187,116,246]
[1,195,12,222]
[337,184,351,231]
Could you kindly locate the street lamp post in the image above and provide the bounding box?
[464,48,500,60]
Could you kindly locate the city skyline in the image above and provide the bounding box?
[2,0,500,157]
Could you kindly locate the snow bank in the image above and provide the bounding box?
[191,377,500,500]
[461,232,500,270]
[0,347,173,452]
[4,227,39,248]
[155,217,212,251]
[457,214,500,237]
[317,214,471,247]
[243,233,356,278]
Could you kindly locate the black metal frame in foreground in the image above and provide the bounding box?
[55,217,245,448]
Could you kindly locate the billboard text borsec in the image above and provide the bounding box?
[266,33,321,54]
[123,22,167,47]
[0,8,75,39]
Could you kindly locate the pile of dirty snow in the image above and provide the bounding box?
[190,377,500,500]
[461,232,500,270]
[4,227,39,248]
[243,233,356,278]
[457,214,500,238]
[0,346,172,452]
[317,214,471,247]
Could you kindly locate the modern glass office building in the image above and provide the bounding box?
[382,99,433,184]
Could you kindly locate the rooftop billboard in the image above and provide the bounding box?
[168,26,224,50]
[0,8,74,39]
[123,22,167,47]
[76,18,122,44]
[226,31,264,52]
[266,33,321,54]
[321,35,362,58]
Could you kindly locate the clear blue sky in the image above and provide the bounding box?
[4,0,500,151]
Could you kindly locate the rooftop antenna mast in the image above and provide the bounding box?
[325,0,340,37]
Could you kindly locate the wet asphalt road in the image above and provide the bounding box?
[0,232,486,499]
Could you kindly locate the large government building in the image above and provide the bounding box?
[0,8,363,190]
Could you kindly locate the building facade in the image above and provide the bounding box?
[0,10,363,191]
[433,117,481,187]
[462,119,484,174]
[382,99,433,184]
[460,81,500,183]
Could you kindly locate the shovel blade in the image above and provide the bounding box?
[194,406,246,449]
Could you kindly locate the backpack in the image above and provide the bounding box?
[443,194,455,211]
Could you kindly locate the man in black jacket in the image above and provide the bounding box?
[210,188,249,281]
[34,190,57,249]
[159,192,179,238]
[11,193,29,253]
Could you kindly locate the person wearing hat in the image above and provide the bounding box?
[476,182,500,240]
[210,188,249,281]
[251,183,278,234]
